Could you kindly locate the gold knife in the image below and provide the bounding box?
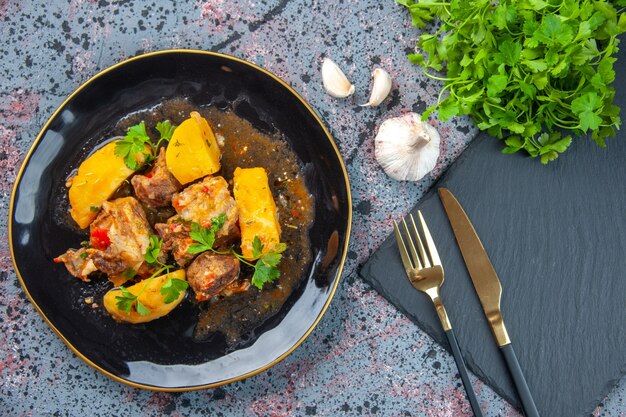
[438,187,540,417]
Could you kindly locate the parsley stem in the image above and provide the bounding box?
[124,265,169,299]
[422,70,457,82]
[231,250,256,267]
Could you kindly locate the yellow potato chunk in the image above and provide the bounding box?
[69,141,146,229]
[103,270,187,324]
[233,167,281,260]
[165,111,221,185]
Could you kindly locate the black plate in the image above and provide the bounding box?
[9,50,351,390]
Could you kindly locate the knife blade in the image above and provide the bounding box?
[437,187,510,346]
[438,187,540,417]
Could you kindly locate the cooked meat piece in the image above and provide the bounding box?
[131,148,182,208]
[187,252,240,301]
[89,197,152,276]
[155,176,240,266]
[56,197,152,280]
[171,176,240,245]
[53,248,97,282]
[154,220,195,267]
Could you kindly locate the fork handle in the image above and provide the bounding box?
[445,329,484,417]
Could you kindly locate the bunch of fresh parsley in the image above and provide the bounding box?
[398,0,626,163]
[114,120,175,170]
[187,215,287,290]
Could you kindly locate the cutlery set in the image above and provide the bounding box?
[394,188,540,417]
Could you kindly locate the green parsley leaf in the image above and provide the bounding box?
[115,296,135,315]
[188,223,215,253]
[144,235,162,265]
[261,251,282,267]
[487,75,508,97]
[494,39,522,67]
[491,4,517,30]
[135,300,151,316]
[115,287,137,315]
[578,111,603,131]
[187,213,228,254]
[250,239,287,289]
[160,278,189,304]
[252,260,281,290]
[212,213,227,232]
[114,269,169,316]
[114,122,153,170]
[523,59,548,73]
[404,2,434,28]
[252,236,264,258]
[123,268,136,279]
[407,53,425,65]
[273,242,287,253]
[571,92,602,114]
[437,99,460,121]
[156,121,176,142]
[187,243,209,255]
[572,92,603,131]
[127,122,149,140]
[115,276,157,316]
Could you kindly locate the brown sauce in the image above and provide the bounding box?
[115,98,315,345]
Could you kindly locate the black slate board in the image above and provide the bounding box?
[360,47,626,417]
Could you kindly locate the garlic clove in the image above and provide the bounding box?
[361,68,392,107]
[374,113,440,182]
[321,58,355,98]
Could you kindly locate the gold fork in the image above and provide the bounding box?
[394,211,483,417]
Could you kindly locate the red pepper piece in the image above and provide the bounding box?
[90,227,111,250]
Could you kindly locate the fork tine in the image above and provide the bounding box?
[409,213,430,268]
[393,220,414,274]
[401,218,422,270]
[417,210,441,266]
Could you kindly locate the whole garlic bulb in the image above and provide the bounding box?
[374,113,440,181]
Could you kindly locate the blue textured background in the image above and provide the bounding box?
[1,1,624,416]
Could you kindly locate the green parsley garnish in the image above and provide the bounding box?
[114,122,153,170]
[144,235,163,265]
[187,220,287,291]
[114,235,188,316]
[160,278,189,303]
[155,120,176,148]
[114,266,188,316]
[114,120,177,170]
[115,285,151,316]
[398,0,626,163]
[187,213,228,254]
[89,205,100,212]
[249,236,287,290]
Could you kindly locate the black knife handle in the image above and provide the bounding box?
[445,329,484,417]
[500,343,540,417]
